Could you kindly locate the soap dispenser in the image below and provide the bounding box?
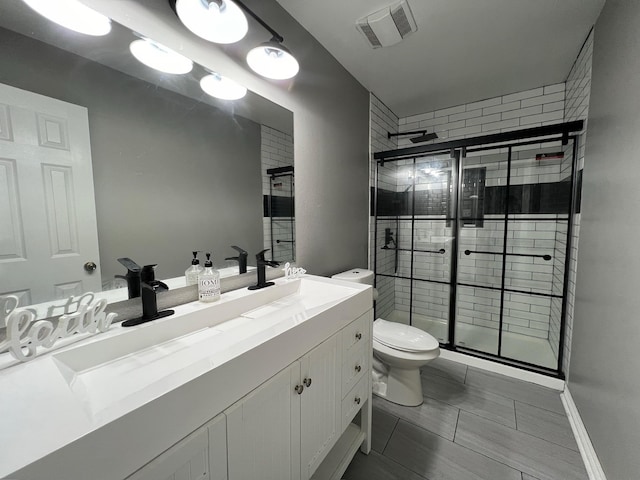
[185,251,204,286]
[198,252,220,303]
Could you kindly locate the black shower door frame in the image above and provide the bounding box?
[373,122,582,378]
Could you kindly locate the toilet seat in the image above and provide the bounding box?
[373,318,439,353]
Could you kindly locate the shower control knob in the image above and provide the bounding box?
[294,384,304,395]
[303,377,312,387]
[355,332,362,340]
[355,365,362,373]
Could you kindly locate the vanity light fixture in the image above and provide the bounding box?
[171,0,248,44]
[246,39,299,80]
[21,0,112,36]
[129,37,194,75]
[200,73,247,100]
[235,0,299,80]
[169,0,300,80]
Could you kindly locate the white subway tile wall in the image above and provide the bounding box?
[261,125,295,263]
[558,29,593,377]
[398,83,566,148]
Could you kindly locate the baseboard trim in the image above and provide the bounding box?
[561,387,607,480]
[439,349,565,390]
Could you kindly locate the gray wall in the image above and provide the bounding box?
[569,1,640,478]
[83,0,371,277]
[0,28,263,282]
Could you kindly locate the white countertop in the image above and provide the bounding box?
[0,275,372,479]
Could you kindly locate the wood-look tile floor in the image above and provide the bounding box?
[343,358,588,480]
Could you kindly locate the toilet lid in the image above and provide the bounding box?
[373,318,440,352]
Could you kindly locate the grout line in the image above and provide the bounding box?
[380,416,400,455]
[453,408,461,442]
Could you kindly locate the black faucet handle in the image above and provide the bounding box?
[118,257,141,273]
[231,245,248,256]
[255,249,270,262]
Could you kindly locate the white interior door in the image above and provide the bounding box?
[0,83,101,307]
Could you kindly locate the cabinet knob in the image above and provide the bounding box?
[294,384,304,395]
[355,332,362,340]
[354,396,361,405]
[354,364,362,373]
[303,377,312,387]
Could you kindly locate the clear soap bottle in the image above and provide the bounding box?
[198,252,220,303]
[185,251,204,286]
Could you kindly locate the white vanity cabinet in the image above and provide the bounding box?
[226,333,342,480]
[226,362,302,480]
[225,310,372,480]
[127,414,227,480]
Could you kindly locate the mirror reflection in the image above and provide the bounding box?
[0,0,295,321]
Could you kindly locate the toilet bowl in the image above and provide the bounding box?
[331,269,440,407]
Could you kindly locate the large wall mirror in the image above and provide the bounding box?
[0,0,295,322]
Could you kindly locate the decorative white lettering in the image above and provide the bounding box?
[0,294,117,363]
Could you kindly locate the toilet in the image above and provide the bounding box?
[331,269,440,407]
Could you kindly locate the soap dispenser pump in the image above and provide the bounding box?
[185,250,204,286]
[198,252,220,303]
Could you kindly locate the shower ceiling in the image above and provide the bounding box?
[276,0,605,117]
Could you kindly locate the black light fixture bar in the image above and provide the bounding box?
[234,0,284,43]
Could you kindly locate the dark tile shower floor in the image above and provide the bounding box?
[343,358,588,480]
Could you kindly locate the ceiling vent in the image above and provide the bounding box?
[356,0,417,49]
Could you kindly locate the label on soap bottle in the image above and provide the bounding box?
[198,275,220,302]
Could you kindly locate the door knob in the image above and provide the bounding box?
[354,396,361,405]
[303,377,312,387]
[355,332,362,340]
[355,364,362,373]
[84,261,97,273]
[294,384,304,395]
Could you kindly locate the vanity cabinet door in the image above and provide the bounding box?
[126,413,227,480]
[226,362,301,480]
[299,334,341,480]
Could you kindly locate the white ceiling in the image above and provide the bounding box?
[276,0,605,118]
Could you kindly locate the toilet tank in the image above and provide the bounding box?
[331,269,374,286]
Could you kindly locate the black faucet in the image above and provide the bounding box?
[116,257,141,299]
[225,245,248,274]
[248,249,279,290]
[122,264,175,327]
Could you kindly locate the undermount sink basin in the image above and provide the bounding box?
[51,276,366,417]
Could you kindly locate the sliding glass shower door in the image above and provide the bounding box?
[374,125,578,376]
[453,142,573,370]
[374,153,456,344]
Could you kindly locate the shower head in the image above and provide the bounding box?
[410,132,438,143]
[388,129,438,144]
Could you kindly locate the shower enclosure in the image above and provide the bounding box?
[266,166,295,263]
[373,122,582,377]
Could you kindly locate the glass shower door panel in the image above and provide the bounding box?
[455,150,507,352]
[412,280,451,343]
[375,219,412,277]
[457,219,505,289]
[412,220,451,283]
[504,219,557,296]
[500,292,556,369]
[455,285,499,354]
